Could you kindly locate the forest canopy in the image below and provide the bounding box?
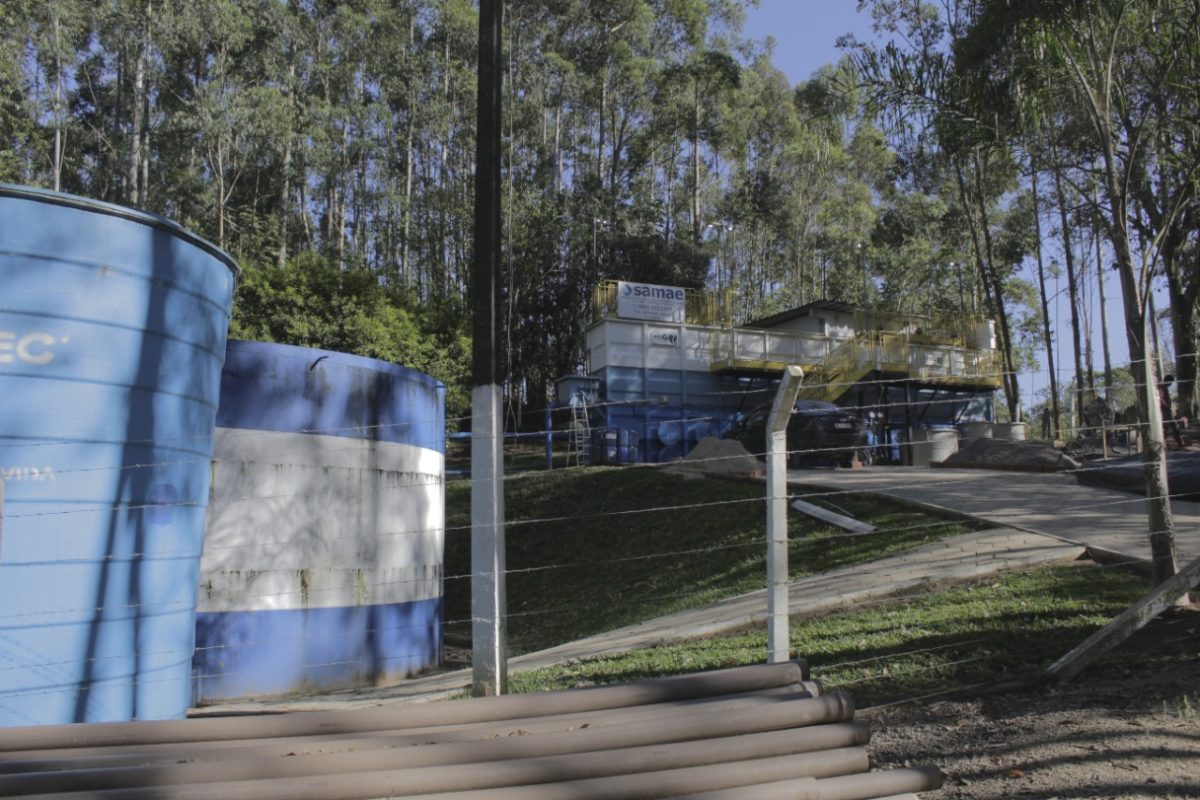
[2,0,1195,426]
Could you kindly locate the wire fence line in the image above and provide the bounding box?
[5,432,1191,531]
[1,376,1195,714]
[0,453,1184,628]
[1,347,1190,474]
[0,402,1184,510]
[2,443,1194,574]
[5,460,1193,566]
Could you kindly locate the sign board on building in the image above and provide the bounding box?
[649,331,679,347]
[616,281,686,323]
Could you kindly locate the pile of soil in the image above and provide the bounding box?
[1075,450,1200,502]
[941,437,1081,472]
[669,436,763,476]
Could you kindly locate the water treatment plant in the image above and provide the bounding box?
[572,280,1005,466]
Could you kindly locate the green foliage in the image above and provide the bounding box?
[230,255,471,423]
[10,0,1188,423]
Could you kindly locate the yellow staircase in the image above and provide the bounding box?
[796,335,876,404]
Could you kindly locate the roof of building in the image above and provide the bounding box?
[747,300,915,330]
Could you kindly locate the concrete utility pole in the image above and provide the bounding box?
[471,0,506,697]
[766,366,804,664]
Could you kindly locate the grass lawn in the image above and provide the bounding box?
[444,466,986,656]
[506,563,1150,707]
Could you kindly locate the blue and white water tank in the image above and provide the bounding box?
[192,341,446,702]
[0,185,237,726]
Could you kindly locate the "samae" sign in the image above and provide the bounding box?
[616,281,686,323]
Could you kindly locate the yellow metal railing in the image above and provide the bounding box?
[592,281,732,326]
[797,331,1004,402]
[705,326,1003,392]
[708,327,833,371]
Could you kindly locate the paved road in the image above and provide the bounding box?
[789,466,1200,565]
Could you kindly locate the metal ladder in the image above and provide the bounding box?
[566,391,591,467]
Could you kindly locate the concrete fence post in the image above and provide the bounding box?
[766,366,804,663]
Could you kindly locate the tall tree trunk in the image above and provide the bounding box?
[553,102,562,193]
[276,59,296,269]
[1164,253,1198,420]
[1053,164,1087,431]
[215,140,225,249]
[403,113,415,284]
[1095,218,1113,400]
[1091,176,1114,399]
[51,13,64,192]
[598,69,607,190]
[140,103,149,203]
[1083,276,1095,394]
[1031,162,1061,437]
[277,134,292,268]
[691,82,702,244]
[964,152,1020,419]
[127,2,150,207]
[1095,98,1177,586]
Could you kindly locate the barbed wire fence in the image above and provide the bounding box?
[0,356,1196,717]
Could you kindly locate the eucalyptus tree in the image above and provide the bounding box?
[22,0,88,190]
[851,0,1030,419]
[0,0,45,182]
[954,0,1200,583]
[1122,4,1200,421]
[1027,159,1062,437]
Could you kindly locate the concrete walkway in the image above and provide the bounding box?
[789,466,1200,564]
[192,467,1200,714]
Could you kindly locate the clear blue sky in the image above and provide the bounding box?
[741,1,871,84]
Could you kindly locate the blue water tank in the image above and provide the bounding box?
[193,341,446,702]
[0,185,237,726]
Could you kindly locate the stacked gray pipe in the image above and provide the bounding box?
[0,661,941,798]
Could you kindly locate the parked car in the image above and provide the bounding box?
[725,399,868,468]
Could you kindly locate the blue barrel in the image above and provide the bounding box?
[656,420,684,447]
[619,429,641,464]
[0,185,237,726]
[193,341,445,702]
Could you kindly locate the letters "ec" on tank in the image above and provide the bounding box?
[0,331,57,365]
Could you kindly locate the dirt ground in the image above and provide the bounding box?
[868,608,1200,799]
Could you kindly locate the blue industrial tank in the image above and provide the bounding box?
[0,185,237,726]
[192,341,446,703]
